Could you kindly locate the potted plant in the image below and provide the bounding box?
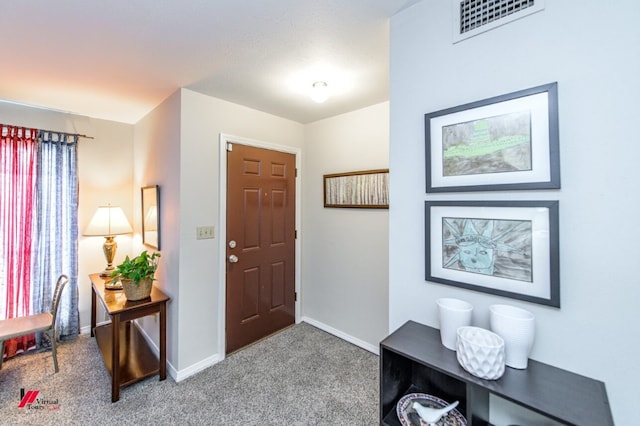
[110,250,161,301]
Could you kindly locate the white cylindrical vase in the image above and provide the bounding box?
[489,304,535,369]
[436,298,473,350]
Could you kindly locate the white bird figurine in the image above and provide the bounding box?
[412,400,459,426]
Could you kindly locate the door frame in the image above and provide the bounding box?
[217,133,302,360]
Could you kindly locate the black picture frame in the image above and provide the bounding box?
[425,82,560,193]
[425,200,560,307]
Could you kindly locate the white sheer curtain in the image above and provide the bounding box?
[32,131,79,342]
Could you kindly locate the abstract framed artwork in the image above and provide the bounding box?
[425,200,560,307]
[425,82,560,193]
[323,169,389,209]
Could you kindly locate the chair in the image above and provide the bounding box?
[0,274,69,373]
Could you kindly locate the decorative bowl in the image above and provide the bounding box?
[396,393,467,426]
[456,326,505,380]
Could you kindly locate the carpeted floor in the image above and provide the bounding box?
[0,322,379,425]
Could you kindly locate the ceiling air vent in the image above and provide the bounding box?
[452,0,545,43]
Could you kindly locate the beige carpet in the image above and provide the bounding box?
[0,322,379,425]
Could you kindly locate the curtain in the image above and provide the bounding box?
[1,125,80,361]
[0,126,38,358]
[32,131,79,342]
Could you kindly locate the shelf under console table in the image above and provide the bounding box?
[380,320,613,426]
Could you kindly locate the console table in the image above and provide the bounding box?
[90,273,169,402]
[380,320,613,425]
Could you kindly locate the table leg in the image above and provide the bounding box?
[91,287,96,337]
[159,303,167,381]
[111,315,120,402]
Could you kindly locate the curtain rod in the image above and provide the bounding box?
[0,100,95,139]
[1,124,93,140]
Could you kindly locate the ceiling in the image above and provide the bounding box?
[0,0,420,124]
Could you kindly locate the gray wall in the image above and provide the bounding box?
[389,1,640,424]
[302,102,390,350]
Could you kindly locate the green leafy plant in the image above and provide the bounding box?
[109,250,161,286]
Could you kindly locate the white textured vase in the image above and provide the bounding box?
[489,304,535,369]
[436,298,473,350]
[456,326,505,380]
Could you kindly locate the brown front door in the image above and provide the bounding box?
[225,142,296,354]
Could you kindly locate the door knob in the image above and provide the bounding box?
[228,254,239,263]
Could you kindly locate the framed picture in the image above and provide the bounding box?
[141,185,161,250]
[425,200,559,307]
[425,82,560,192]
[323,169,389,209]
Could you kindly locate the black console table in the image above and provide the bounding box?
[380,321,613,425]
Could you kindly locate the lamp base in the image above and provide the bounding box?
[104,277,123,291]
[99,267,114,278]
[101,266,122,290]
[105,283,123,291]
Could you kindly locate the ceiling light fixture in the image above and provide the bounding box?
[311,81,329,103]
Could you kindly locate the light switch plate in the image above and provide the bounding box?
[196,226,215,240]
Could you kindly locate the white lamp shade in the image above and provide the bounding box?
[84,205,133,236]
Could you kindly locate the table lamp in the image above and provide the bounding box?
[84,205,133,281]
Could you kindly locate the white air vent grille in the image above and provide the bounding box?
[452,0,545,43]
[460,0,535,33]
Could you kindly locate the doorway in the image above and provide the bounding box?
[222,137,299,355]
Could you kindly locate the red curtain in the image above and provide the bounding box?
[0,125,38,359]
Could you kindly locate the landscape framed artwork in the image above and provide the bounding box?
[425,200,560,307]
[425,82,560,192]
[323,169,389,209]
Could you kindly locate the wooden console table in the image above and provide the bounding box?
[90,273,169,402]
[380,320,613,425]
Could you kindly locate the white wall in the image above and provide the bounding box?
[177,88,304,371]
[136,89,304,373]
[389,1,640,424]
[302,102,389,350]
[135,89,391,373]
[0,102,134,331]
[133,90,182,367]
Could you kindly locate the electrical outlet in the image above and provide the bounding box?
[196,226,215,240]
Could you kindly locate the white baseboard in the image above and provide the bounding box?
[301,316,379,355]
[80,321,110,335]
[82,318,373,383]
[172,353,222,383]
[134,320,221,382]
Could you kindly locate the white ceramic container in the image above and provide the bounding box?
[456,326,505,380]
[489,304,535,369]
[436,298,473,350]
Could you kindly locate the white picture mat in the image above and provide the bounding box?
[429,205,551,299]
[430,92,550,188]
